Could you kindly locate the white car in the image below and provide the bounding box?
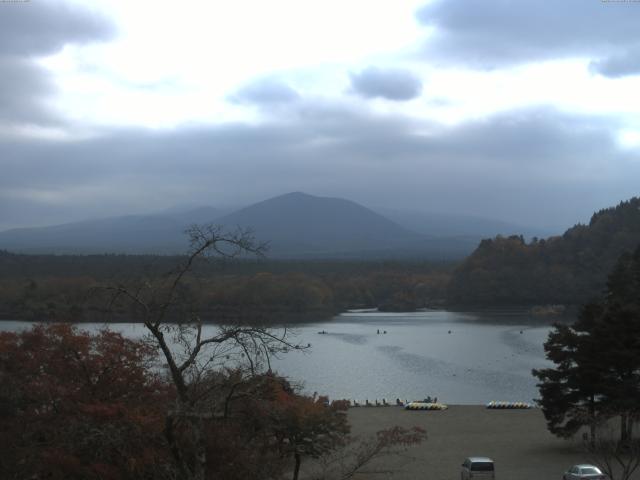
[461,457,495,480]
[563,464,607,480]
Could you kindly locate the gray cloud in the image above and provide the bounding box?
[0,57,57,124]
[0,1,115,127]
[349,67,422,101]
[0,1,114,57]
[1,103,637,231]
[416,0,640,71]
[590,45,640,77]
[230,78,300,105]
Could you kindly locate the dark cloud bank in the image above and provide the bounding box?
[417,0,640,76]
[0,1,638,233]
[1,102,637,231]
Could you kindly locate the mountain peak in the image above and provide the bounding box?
[215,192,424,257]
[271,191,323,202]
[280,191,313,198]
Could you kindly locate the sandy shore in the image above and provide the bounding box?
[337,405,615,480]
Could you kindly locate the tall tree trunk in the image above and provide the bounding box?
[621,413,629,445]
[292,452,301,480]
[191,416,207,480]
[590,395,597,448]
[165,415,192,479]
[166,401,208,480]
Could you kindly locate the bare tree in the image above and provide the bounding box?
[312,426,426,480]
[585,422,640,480]
[104,225,305,480]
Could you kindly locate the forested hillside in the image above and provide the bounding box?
[447,197,640,306]
[0,252,451,322]
[4,197,638,317]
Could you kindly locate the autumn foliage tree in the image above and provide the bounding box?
[0,324,356,480]
[0,324,169,479]
[264,380,350,480]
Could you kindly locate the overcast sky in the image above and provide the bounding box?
[1,0,639,231]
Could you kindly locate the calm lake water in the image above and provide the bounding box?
[0,309,561,405]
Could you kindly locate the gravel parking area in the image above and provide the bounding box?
[340,405,617,480]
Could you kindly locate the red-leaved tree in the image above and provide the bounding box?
[0,324,170,480]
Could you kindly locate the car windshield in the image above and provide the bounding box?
[471,462,494,471]
[581,467,601,474]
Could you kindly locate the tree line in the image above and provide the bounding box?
[0,250,452,323]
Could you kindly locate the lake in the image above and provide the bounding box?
[0,309,560,405]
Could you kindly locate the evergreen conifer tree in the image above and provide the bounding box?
[533,245,640,443]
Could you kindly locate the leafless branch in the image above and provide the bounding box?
[585,425,640,480]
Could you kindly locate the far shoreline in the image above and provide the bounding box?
[0,304,572,325]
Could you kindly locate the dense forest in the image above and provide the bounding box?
[0,252,452,323]
[447,197,640,306]
[2,196,639,320]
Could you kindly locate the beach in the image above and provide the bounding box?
[340,405,620,480]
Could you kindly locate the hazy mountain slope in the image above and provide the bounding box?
[215,192,428,256]
[0,215,188,254]
[447,196,640,305]
[173,206,224,226]
[376,207,555,238]
[0,192,479,258]
[0,205,227,254]
[163,205,235,224]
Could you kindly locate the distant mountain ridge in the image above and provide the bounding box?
[0,192,505,258]
[0,214,187,254]
[375,207,554,239]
